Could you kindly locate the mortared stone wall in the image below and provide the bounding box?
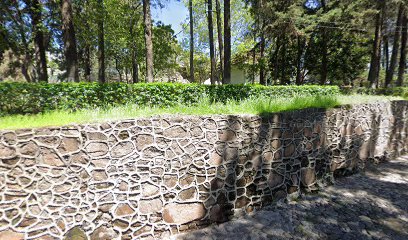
[0,101,407,239]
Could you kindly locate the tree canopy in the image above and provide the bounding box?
[0,0,407,88]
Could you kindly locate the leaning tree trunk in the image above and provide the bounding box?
[207,0,216,85]
[223,0,231,84]
[385,3,404,87]
[61,0,79,82]
[97,0,105,83]
[29,0,48,82]
[143,0,154,82]
[368,2,384,89]
[397,11,407,86]
[215,0,223,83]
[189,0,194,82]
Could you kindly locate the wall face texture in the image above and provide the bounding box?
[0,101,407,239]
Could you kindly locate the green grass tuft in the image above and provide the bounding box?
[0,94,403,130]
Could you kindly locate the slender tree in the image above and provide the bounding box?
[27,0,48,82]
[223,0,231,84]
[320,0,328,85]
[189,0,194,82]
[130,17,139,83]
[61,0,79,82]
[255,0,266,85]
[74,0,92,81]
[84,45,91,81]
[259,27,266,85]
[143,0,154,82]
[295,36,306,85]
[397,9,407,86]
[215,0,223,82]
[368,1,385,89]
[383,35,389,70]
[207,0,216,84]
[97,0,105,83]
[385,3,404,87]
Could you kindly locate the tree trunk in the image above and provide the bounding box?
[259,29,266,85]
[129,19,139,84]
[143,0,154,82]
[29,0,48,82]
[281,41,288,84]
[61,0,79,82]
[397,11,407,86]
[252,39,256,84]
[368,2,384,89]
[125,67,129,83]
[320,0,328,85]
[115,58,122,82]
[296,36,305,85]
[189,0,194,82]
[84,45,91,81]
[215,0,223,83]
[273,36,281,83]
[22,54,32,83]
[131,45,139,84]
[97,0,105,83]
[320,32,328,85]
[223,0,231,84]
[132,52,139,84]
[383,35,389,70]
[207,0,216,85]
[385,3,404,87]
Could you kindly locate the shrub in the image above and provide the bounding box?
[0,82,340,116]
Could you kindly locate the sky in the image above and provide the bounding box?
[152,0,188,40]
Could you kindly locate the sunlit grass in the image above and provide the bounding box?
[0,94,403,130]
[337,94,403,104]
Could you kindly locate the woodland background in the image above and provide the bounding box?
[0,0,407,88]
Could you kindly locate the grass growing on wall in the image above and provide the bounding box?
[0,94,402,130]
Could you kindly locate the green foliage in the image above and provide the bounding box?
[244,0,381,85]
[0,82,340,116]
[0,94,342,130]
[152,23,181,78]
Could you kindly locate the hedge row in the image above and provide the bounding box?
[0,82,340,115]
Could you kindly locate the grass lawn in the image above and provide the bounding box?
[0,94,403,130]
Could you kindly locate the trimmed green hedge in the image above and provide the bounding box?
[0,82,340,116]
[341,86,408,98]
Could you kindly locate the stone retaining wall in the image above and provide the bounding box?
[0,101,407,239]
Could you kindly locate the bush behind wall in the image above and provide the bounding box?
[0,82,340,116]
